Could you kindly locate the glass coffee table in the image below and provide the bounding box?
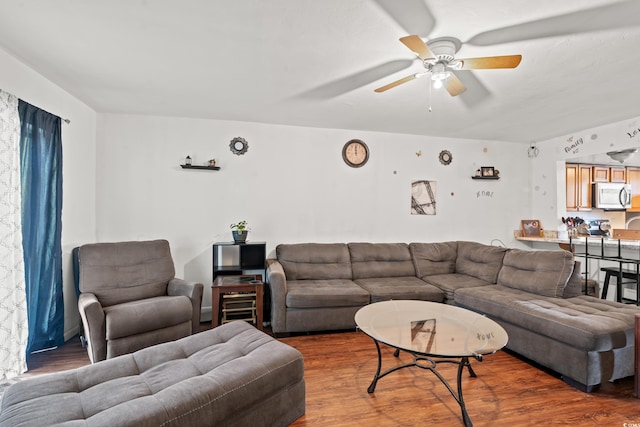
[355,300,508,427]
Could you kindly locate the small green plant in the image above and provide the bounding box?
[230,220,248,232]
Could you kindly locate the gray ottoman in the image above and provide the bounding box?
[0,321,305,426]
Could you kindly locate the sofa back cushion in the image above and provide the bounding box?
[455,241,508,283]
[348,243,415,279]
[409,242,458,277]
[497,248,575,297]
[562,260,583,298]
[276,243,352,280]
[78,240,174,307]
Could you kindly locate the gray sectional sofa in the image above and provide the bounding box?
[266,240,640,392]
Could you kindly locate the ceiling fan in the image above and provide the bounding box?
[374,35,522,96]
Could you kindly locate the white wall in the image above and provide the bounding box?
[96,113,533,317]
[0,47,97,341]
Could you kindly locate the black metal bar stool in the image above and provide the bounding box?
[600,267,638,302]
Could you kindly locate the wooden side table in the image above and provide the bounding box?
[211,275,263,331]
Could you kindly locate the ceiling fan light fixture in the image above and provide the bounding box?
[606,148,638,163]
[430,63,451,82]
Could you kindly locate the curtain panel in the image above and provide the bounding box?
[0,89,28,380]
[18,100,64,355]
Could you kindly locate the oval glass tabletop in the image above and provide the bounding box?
[355,300,508,358]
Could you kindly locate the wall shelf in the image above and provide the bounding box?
[471,176,500,180]
[181,164,220,171]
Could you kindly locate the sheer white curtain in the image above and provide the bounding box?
[0,89,28,381]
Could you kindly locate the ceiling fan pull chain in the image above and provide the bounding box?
[428,79,433,113]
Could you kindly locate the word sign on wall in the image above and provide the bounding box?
[477,190,494,198]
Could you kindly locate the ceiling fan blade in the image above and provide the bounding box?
[467,0,640,46]
[444,74,466,97]
[374,74,419,93]
[459,55,522,70]
[399,35,435,60]
[298,60,414,99]
[372,0,436,37]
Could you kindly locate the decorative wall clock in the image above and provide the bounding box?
[342,139,369,168]
[439,150,452,165]
[230,137,249,155]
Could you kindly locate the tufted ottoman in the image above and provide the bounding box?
[0,321,305,426]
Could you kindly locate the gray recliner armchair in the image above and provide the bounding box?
[76,239,204,363]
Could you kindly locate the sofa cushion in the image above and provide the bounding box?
[104,296,193,340]
[422,273,493,303]
[276,243,352,280]
[410,241,458,277]
[455,241,508,284]
[349,243,415,279]
[78,240,175,307]
[354,276,444,303]
[498,248,574,297]
[563,260,584,298]
[285,279,370,308]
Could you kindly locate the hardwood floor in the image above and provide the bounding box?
[20,325,640,426]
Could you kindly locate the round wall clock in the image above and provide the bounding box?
[229,137,249,155]
[342,139,369,168]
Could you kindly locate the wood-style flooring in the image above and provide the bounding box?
[23,325,640,426]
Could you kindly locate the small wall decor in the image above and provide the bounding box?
[521,220,541,237]
[411,180,437,215]
[481,166,495,177]
[185,155,192,166]
[472,166,500,180]
[230,137,249,155]
[438,150,452,165]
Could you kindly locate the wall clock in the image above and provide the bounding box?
[229,137,249,155]
[342,139,369,168]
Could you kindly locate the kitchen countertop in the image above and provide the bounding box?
[516,235,640,250]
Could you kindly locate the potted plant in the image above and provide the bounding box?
[230,220,249,243]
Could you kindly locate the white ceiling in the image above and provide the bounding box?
[1,0,639,143]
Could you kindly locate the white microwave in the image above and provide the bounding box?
[592,182,631,210]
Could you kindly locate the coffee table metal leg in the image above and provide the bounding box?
[367,339,383,393]
[365,339,477,427]
[457,357,473,427]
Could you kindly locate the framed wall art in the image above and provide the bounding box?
[481,166,495,177]
[521,220,541,237]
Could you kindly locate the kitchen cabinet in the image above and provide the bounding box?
[566,163,592,211]
[592,166,626,183]
[627,167,640,212]
[592,166,609,182]
[610,167,626,183]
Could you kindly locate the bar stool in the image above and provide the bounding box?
[600,267,639,302]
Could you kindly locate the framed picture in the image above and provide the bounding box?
[481,166,495,177]
[521,220,541,237]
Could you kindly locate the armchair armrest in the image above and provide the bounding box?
[78,292,106,363]
[168,278,204,334]
[266,259,288,333]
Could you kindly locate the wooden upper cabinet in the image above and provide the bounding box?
[610,167,626,183]
[592,166,609,182]
[566,163,592,211]
[627,167,640,212]
[566,164,578,211]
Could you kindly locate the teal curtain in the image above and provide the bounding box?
[18,100,64,354]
